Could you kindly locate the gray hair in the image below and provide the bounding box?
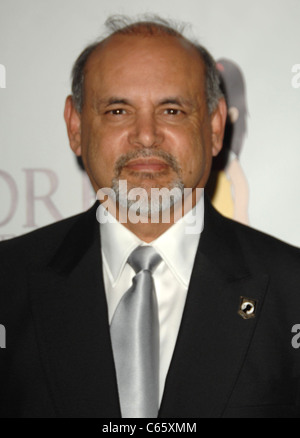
[71,15,223,114]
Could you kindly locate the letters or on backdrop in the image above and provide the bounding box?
[0,0,299,246]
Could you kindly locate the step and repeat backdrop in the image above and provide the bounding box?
[0,0,299,246]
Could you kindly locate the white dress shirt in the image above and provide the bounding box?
[99,194,204,404]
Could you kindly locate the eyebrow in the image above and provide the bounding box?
[93,97,131,109]
[106,98,131,106]
[158,97,193,107]
[93,96,194,111]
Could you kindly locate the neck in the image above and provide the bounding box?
[121,217,176,243]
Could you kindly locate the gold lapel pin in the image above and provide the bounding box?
[238,297,257,320]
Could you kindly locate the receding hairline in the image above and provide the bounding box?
[71,18,224,114]
[84,26,205,72]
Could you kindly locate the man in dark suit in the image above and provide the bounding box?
[0,16,300,418]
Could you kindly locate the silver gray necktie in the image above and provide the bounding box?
[110,246,162,418]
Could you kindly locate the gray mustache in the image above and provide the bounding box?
[114,149,182,177]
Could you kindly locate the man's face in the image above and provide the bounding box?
[65,34,226,201]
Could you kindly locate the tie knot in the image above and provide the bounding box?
[128,246,162,274]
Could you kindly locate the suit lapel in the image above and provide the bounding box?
[29,205,121,418]
[159,200,269,418]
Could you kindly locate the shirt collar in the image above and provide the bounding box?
[151,194,204,287]
[100,211,141,287]
[99,193,204,288]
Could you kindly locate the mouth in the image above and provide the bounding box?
[124,158,170,173]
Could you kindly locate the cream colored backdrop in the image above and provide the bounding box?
[0,0,299,246]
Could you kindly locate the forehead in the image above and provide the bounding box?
[84,34,206,99]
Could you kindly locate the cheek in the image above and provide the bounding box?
[80,119,126,187]
[169,121,212,188]
[185,144,207,186]
[168,129,206,176]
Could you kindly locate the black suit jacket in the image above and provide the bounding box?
[0,197,300,418]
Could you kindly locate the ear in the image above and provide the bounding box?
[64,95,82,156]
[210,97,227,157]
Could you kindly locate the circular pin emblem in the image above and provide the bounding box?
[238,297,257,320]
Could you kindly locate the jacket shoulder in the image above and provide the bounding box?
[206,199,299,257]
[221,213,300,273]
[0,211,88,269]
[204,198,300,279]
[234,217,299,256]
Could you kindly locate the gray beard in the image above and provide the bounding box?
[111,178,185,217]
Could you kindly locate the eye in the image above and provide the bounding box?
[163,108,183,116]
[106,108,127,116]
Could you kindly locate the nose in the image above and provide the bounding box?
[128,111,163,148]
